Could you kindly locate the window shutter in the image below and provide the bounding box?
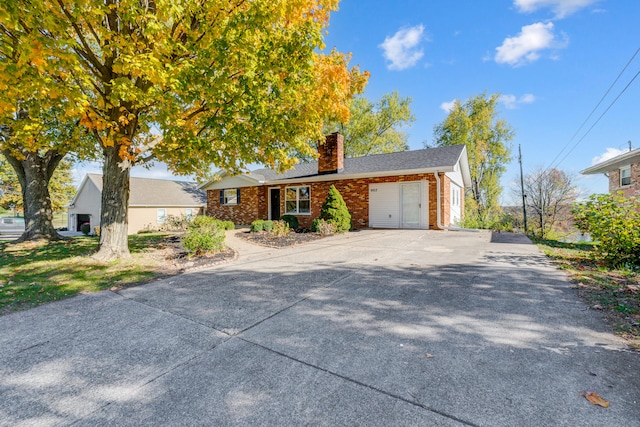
[219,190,224,205]
[236,188,241,204]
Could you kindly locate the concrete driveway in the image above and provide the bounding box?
[1,229,638,426]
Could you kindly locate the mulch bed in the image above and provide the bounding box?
[159,234,237,272]
[236,230,326,248]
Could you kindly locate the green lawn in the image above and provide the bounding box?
[533,237,640,349]
[0,233,175,315]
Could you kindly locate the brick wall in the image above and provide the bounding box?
[206,187,259,225]
[207,173,457,229]
[608,162,640,197]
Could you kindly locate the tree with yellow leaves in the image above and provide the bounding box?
[0,9,90,241]
[1,0,368,259]
[433,93,514,227]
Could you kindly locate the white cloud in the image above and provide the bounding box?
[500,93,536,109]
[591,147,627,165]
[440,100,457,113]
[514,0,600,19]
[495,22,565,67]
[379,25,426,71]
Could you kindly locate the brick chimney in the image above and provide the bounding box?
[318,132,344,175]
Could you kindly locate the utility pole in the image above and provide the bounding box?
[519,144,528,233]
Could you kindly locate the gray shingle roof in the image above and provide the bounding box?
[581,148,640,175]
[86,174,206,206]
[251,145,466,181]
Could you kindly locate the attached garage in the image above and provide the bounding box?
[368,181,429,229]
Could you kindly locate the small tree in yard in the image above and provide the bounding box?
[319,185,351,233]
[572,193,640,267]
[514,167,580,238]
[183,216,225,257]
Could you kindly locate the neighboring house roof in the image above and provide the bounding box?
[69,174,206,207]
[581,148,640,175]
[201,145,471,189]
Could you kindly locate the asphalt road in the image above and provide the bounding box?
[1,229,638,426]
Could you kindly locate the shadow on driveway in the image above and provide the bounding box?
[0,231,638,426]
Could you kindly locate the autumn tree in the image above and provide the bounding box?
[514,168,580,238]
[433,93,513,227]
[0,154,76,213]
[0,109,86,241]
[3,0,368,259]
[326,91,415,157]
[0,11,89,241]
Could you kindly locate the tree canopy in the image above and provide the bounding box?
[1,0,368,258]
[327,91,415,158]
[433,93,514,227]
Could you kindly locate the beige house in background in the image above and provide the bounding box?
[67,174,206,234]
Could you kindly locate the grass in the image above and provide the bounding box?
[0,233,176,315]
[532,237,640,349]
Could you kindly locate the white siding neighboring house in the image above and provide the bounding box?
[68,174,206,234]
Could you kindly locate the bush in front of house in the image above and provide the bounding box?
[222,220,235,230]
[80,222,91,235]
[262,220,274,232]
[318,185,351,233]
[572,192,640,267]
[311,218,336,235]
[280,214,299,230]
[251,219,265,232]
[271,220,290,237]
[183,216,225,256]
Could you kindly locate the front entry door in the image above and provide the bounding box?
[401,183,420,228]
[270,188,281,220]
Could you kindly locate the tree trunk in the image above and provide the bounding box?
[93,145,131,260]
[1,149,64,242]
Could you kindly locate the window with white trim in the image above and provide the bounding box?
[185,208,194,221]
[220,188,240,206]
[157,208,167,224]
[620,166,631,186]
[285,186,310,214]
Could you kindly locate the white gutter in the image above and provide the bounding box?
[433,172,445,230]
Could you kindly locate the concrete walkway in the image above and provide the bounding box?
[1,229,638,426]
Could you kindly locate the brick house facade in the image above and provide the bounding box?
[201,133,470,230]
[581,148,640,197]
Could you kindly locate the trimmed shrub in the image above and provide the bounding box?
[319,185,351,233]
[183,216,225,256]
[280,214,299,230]
[251,220,263,232]
[262,220,274,232]
[311,218,335,235]
[222,220,235,230]
[80,222,91,235]
[572,192,640,267]
[271,220,290,237]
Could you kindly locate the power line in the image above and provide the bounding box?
[543,47,640,171]
[520,47,640,193]
[551,68,640,169]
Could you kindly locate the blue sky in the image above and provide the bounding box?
[74,0,640,202]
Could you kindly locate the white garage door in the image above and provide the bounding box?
[369,183,400,228]
[369,182,429,229]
